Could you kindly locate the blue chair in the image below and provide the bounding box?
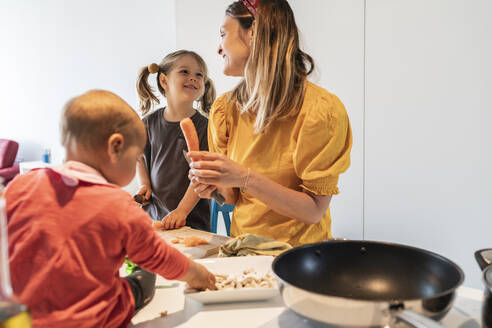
[210,200,234,236]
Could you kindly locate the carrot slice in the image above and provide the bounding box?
[180,118,200,152]
[152,221,164,230]
[182,236,209,247]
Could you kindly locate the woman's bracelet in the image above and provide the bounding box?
[241,168,251,193]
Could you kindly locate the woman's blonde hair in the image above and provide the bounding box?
[226,0,314,133]
[136,50,216,116]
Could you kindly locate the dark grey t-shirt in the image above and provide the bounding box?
[142,108,210,231]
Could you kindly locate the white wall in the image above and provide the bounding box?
[0,0,176,168]
[288,0,365,240]
[176,0,241,96]
[365,0,492,288]
[176,0,366,240]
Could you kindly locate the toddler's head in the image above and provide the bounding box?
[137,50,216,116]
[60,90,146,186]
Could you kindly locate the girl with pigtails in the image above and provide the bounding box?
[136,50,216,231]
[188,0,353,246]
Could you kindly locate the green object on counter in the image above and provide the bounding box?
[125,258,136,275]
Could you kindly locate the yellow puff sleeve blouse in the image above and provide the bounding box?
[208,81,352,246]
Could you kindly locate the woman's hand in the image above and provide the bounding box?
[189,151,331,224]
[188,179,217,199]
[188,175,240,205]
[187,151,248,189]
[161,209,187,230]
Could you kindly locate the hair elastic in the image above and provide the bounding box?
[241,0,258,17]
[148,63,160,74]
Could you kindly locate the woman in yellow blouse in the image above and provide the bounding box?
[188,0,352,247]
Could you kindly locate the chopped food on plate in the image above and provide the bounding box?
[210,268,277,290]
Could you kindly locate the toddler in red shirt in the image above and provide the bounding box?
[5,90,215,328]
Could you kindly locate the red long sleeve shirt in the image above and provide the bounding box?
[5,161,190,328]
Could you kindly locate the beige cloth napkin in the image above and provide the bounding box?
[219,233,293,257]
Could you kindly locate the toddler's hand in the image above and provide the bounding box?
[162,209,187,230]
[180,261,216,291]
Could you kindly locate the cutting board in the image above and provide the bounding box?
[156,226,230,259]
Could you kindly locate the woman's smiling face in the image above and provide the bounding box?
[217,15,253,77]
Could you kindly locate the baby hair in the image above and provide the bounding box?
[61,90,144,150]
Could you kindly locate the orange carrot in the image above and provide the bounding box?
[180,118,200,152]
[180,117,226,205]
[152,220,164,230]
[182,236,209,247]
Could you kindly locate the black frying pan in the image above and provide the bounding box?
[273,240,464,327]
[474,249,492,328]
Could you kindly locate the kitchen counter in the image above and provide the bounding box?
[131,274,484,328]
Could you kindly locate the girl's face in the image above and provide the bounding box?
[218,15,253,77]
[160,55,205,102]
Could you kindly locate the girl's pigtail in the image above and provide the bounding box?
[136,65,160,116]
[198,77,216,117]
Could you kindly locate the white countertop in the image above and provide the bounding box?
[131,274,484,328]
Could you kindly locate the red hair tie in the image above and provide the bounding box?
[241,0,258,17]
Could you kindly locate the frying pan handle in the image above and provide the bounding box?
[394,309,446,328]
[475,249,492,271]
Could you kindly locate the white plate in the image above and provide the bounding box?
[185,256,279,304]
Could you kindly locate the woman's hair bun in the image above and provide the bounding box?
[148,63,160,74]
